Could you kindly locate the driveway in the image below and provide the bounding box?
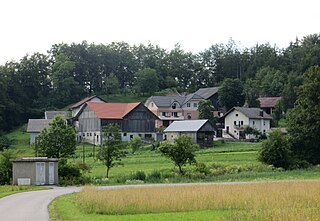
[0,186,80,221]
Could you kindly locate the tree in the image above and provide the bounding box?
[98,124,127,178]
[258,130,292,169]
[0,149,16,184]
[287,66,320,165]
[134,68,159,95]
[198,100,217,128]
[103,73,120,95]
[34,116,76,158]
[159,136,199,174]
[128,136,142,153]
[243,79,260,107]
[219,78,245,111]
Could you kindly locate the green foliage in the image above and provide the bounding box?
[0,149,17,184]
[244,79,260,107]
[134,68,159,95]
[34,116,76,158]
[244,126,261,138]
[198,100,217,128]
[159,136,199,174]
[258,130,293,169]
[287,66,320,165]
[0,136,11,151]
[98,124,127,178]
[103,73,120,95]
[256,67,287,97]
[147,170,162,182]
[272,101,284,127]
[219,78,245,111]
[128,136,142,153]
[130,171,146,181]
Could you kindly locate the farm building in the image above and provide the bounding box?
[257,97,282,115]
[75,102,159,144]
[44,111,69,120]
[164,120,215,147]
[71,95,106,117]
[26,119,52,144]
[11,157,58,185]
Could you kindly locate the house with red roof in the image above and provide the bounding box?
[257,97,282,115]
[71,95,106,117]
[75,102,159,144]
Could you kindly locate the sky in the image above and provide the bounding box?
[0,0,319,65]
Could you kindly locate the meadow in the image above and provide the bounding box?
[50,180,320,221]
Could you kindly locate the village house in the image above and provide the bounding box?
[70,95,106,117]
[164,119,215,147]
[223,107,272,139]
[257,97,282,115]
[75,102,159,144]
[145,87,221,128]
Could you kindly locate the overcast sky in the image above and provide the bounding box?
[0,0,319,65]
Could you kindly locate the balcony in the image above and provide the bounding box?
[234,124,248,130]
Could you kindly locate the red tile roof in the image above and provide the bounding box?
[87,102,141,119]
[258,97,282,108]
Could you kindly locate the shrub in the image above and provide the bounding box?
[258,130,293,170]
[128,136,142,153]
[131,171,146,181]
[195,162,210,175]
[147,170,162,182]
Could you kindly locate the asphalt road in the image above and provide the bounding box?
[0,186,80,221]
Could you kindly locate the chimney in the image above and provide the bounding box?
[260,110,264,117]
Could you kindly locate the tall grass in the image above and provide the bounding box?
[77,181,320,220]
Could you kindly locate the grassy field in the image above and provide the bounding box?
[0,185,50,199]
[50,180,320,221]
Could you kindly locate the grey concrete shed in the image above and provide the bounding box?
[12,157,58,185]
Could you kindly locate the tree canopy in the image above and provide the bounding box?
[34,116,76,158]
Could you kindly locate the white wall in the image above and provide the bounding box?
[224,110,249,139]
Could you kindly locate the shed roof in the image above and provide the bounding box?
[86,102,141,119]
[257,97,282,108]
[194,87,219,99]
[45,111,69,120]
[224,107,273,120]
[11,157,59,162]
[164,120,210,132]
[27,119,52,133]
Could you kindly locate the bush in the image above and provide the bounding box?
[0,149,16,184]
[128,136,142,153]
[258,130,293,170]
[147,170,162,182]
[130,171,146,181]
[195,162,210,175]
[0,136,11,151]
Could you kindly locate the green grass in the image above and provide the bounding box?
[0,185,50,198]
[50,194,228,221]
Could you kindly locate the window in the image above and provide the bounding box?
[187,114,192,119]
[193,103,198,108]
[263,130,266,133]
[83,133,85,137]
[123,133,127,136]
[90,133,92,136]
[145,134,152,139]
[172,104,176,109]
[187,103,191,107]
[96,135,99,142]
[241,121,243,125]
[162,112,166,116]
[138,134,142,137]
[130,135,133,139]
[151,103,154,107]
[87,133,89,136]
[236,114,238,117]
[173,112,178,117]
[263,121,266,126]
[234,121,237,125]
[253,121,255,125]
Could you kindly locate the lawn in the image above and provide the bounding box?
[0,185,50,199]
[50,180,320,221]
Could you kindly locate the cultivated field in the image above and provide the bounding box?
[50,180,320,221]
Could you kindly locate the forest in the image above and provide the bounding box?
[0,33,320,133]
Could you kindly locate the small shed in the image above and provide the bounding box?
[12,157,58,185]
[164,120,215,147]
[27,119,52,144]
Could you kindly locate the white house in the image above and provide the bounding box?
[223,107,272,139]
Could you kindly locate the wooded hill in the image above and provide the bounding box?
[1,33,320,133]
